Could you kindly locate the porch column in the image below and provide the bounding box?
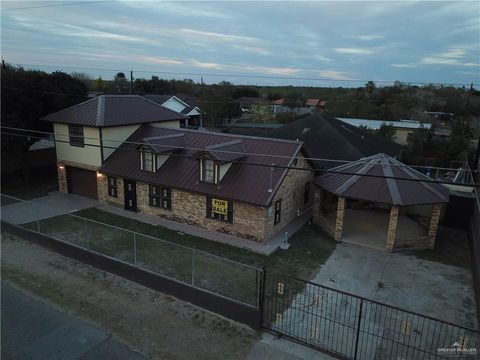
[386,205,400,251]
[427,204,442,248]
[334,197,346,242]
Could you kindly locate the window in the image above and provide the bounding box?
[108,176,117,198]
[206,196,233,223]
[274,199,282,225]
[304,181,310,204]
[141,149,155,172]
[149,185,171,210]
[68,125,84,147]
[202,159,216,184]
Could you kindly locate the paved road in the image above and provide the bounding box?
[1,282,145,360]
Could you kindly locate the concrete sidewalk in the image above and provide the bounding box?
[99,204,312,255]
[1,192,98,225]
[1,282,144,360]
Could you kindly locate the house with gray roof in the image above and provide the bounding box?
[143,94,203,129]
[41,95,185,199]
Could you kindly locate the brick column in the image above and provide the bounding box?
[386,206,399,251]
[427,204,442,248]
[57,162,68,194]
[334,197,346,242]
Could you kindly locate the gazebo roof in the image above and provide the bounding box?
[314,153,449,206]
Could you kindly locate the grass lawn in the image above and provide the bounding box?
[25,208,336,305]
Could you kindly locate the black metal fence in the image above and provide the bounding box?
[470,188,480,327]
[262,270,480,359]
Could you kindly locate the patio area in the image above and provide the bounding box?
[342,208,426,251]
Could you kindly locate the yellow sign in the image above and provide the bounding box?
[212,198,228,215]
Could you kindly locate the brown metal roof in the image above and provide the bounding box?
[143,134,186,154]
[41,95,185,127]
[199,140,246,163]
[100,126,303,206]
[314,153,449,206]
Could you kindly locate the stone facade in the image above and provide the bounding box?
[57,160,100,194]
[312,191,336,238]
[334,197,346,242]
[264,155,314,240]
[386,205,400,251]
[427,204,442,248]
[96,154,313,243]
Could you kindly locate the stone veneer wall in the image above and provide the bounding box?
[264,155,314,240]
[312,190,337,239]
[97,177,267,242]
[57,160,100,194]
[386,206,400,251]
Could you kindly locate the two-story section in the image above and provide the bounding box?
[97,126,314,243]
[41,95,185,199]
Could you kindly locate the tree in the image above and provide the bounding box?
[365,81,376,96]
[92,76,106,92]
[232,87,259,99]
[375,123,395,140]
[284,92,305,120]
[1,64,88,180]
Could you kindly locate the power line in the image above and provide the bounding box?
[1,86,469,105]
[9,62,478,87]
[1,128,477,188]
[1,125,471,173]
[0,1,112,12]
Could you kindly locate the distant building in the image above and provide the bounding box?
[270,98,326,116]
[143,94,203,129]
[337,118,433,146]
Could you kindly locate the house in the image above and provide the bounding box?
[270,98,326,115]
[96,126,314,243]
[262,114,402,169]
[41,95,186,199]
[143,94,203,128]
[337,118,433,146]
[313,153,449,251]
[233,97,267,113]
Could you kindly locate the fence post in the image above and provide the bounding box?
[192,248,195,286]
[36,204,41,233]
[133,232,137,265]
[258,267,267,327]
[353,298,364,360]
[84,218,90,250]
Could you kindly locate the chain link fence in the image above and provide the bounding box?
[0,194,261,307]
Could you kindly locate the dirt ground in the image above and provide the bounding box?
[1,232,257,360]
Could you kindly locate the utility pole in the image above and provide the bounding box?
[130,69,133,95]
[1,57,5,69]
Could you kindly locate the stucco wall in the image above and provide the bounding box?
[150,120,181,129]
[102,125,140,160]
[392,128,412,145]
[54,123,102,167]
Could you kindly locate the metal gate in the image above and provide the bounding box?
[261,269,480,359]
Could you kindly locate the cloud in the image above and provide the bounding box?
[180,28,258,44]
[421,45,479,67]
[352,35,384,41]
[318,70,350,80]
[334,47,375,55]
[391,63,417,68]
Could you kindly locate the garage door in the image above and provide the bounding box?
[66,166,98,199]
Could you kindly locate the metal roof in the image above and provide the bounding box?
[100,126,304,206]
[314,153,449,206]
[200,140,246,163]
[143,134,186,154]
[41,95,185,127]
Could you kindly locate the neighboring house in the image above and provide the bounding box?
[233,97,267,113]
[337,118,433,146]
[270,98,326,115]
[262,114,402,169]
[97,126,314,243]
[143,94,203,128]
[41,95,186,199]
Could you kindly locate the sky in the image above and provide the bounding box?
[1,0,479,87]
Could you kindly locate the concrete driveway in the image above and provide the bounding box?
[1,192,98,225]
[312,242,477,329]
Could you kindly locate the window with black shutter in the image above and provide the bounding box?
[149,185,171,210]
[206,196,233,223]
[274,199,282,225]
[107,176,118,198]
[304,181,310,204]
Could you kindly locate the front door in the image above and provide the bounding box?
[124,179,137,212]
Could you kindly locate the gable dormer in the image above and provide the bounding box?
[141,134,186,172]
[197,140,246,184]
